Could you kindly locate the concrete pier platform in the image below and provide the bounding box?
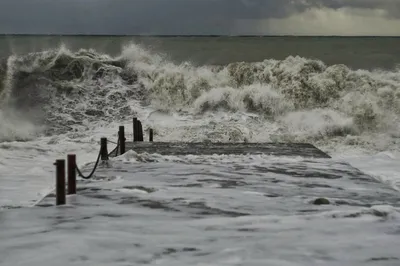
[109,142,331,158]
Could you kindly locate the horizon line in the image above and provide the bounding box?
[0,34,399,38]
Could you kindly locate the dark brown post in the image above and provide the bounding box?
[100,137,109,161]
[67,154,76,195]
[55,159,66,206]
[149,128,153,142]
[138,120,143,141]
[119,126,126,155]
[133,117,138,142]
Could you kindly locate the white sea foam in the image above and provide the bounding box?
[0,43,399,147]
[1,42,400,265]
[0,42,399,202]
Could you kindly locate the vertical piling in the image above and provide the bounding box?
[55,159,66,206]
[100,137,109,161]
[67,154,76,195]
[138,120,144,141]
[119,126,126,155]
[149,128,153,142]
[133,117,138,142]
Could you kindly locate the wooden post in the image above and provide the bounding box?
[149,128,153,142]
[138,120,143,141]
[119,126,126,155]
[133,117,138,142]
[55,159,66,205]
[101,137,109,161]
[67,154,76,195]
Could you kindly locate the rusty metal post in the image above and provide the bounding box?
[149,128,153,142]
[55,159,66,205]
[119,126,126,155]
[101,137,109,161]
[67,154,76,195]
[133,117,138,142]
[138,120,143,141]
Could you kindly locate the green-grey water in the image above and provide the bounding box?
[1,35,400,148]
[2,36,400,266]
[0,35,399,70]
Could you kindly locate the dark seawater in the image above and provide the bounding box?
[1,36,400,266]
[0,35,399,70]
[0,35,399,150]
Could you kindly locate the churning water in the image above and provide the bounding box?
[1,36,400,266]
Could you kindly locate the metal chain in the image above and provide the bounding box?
[75,148,102,180]
[75,137,120,180]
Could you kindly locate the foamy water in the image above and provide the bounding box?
[1,40,400,265]
[1,149,400,266]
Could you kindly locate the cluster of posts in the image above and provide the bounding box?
[52,117,152,206]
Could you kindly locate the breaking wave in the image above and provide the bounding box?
[1,43,400,151]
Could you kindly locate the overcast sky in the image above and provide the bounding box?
[0,0,400,35]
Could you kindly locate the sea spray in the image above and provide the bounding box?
[0,56,40,142]
[0,55,16,105]
[0,108,38,142]
[0,43,399,149]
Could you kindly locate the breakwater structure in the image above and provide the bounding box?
[42,117,335,206]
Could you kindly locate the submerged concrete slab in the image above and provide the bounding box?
[36,154,398,210]
[109,142,331,158]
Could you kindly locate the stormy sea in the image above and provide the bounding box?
[0,36,400,266]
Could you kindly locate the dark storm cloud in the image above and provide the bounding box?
[241,0,400,18]
[0,0,228,34]
[0,0,311,34]
[293,0,400,17]
[0,0,257,34]
[0,0,398,35]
